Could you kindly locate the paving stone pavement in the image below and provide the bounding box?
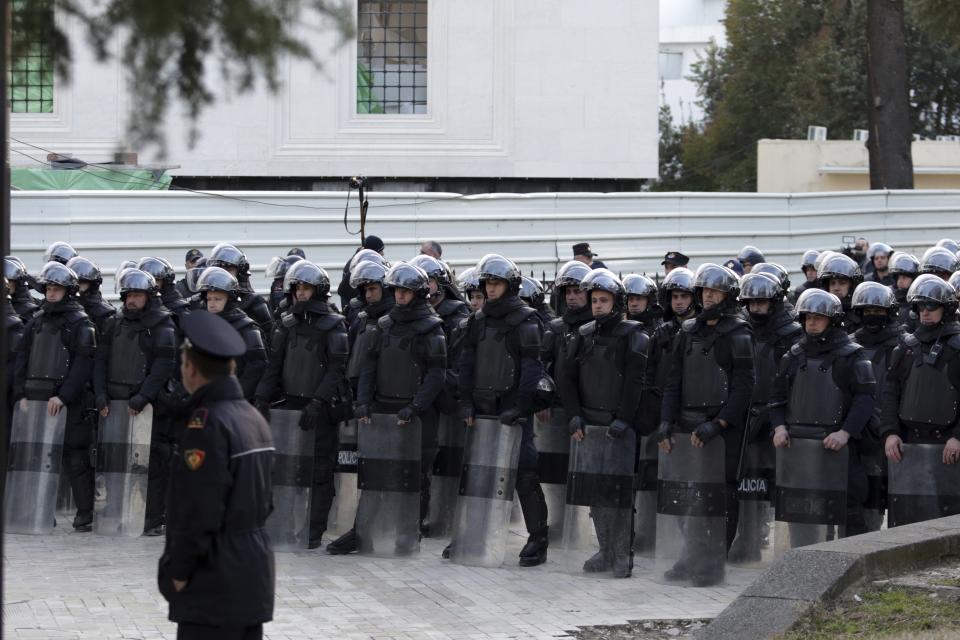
[3,527,760,639]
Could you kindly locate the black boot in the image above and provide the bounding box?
[326,528,359,555]
[516,470,549,567]
[66,449,94,533]
[583,510,612,572]
[609,510,634,578]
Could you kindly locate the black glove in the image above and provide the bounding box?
[128,394,148,412]
[298,401,326,431]
[607,418,629,439]
[459,403,475,423]
[254,398,271,422]
[694,419,724,443]
[657,421,674,444]
[397,405,418,423]
[96,395,109,412]
[499,407,523,426]
[355,403,371,421]
[568,415,586,436]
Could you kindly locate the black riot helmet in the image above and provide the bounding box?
[137,256,177,287]
[888,252,920,278]
[658,266,696,315]
[114,260,139,294]
[185,257,208,294]
[694,263,741,303]
[208,243,250,280]
[457,266,480,295]
[66,257,103,288]
[37,261,79,294]
[554,260,592,291]
[907,274,958,316]
[519,276,546,307]
[817,253,863,287]
[349,248,389,272]
[851,281,897,330]
[196,266,240,295]
[384,262,430,298]
[283,260,331,297]
[801,249,820,271]
[623,273,657,300]
[266,255,302,281]
[936,238,960,254]
[796,288,843,328]
[44,241,78,265]
[580,268,626,315]
[409,254,450,286]
[919,247,959,277]
[737,245,765,267]
[118,268,158,298]
[867,242,894,262]
[4,256,29,284]
[476,253,522,294]
[949,271,960,296]
[739,272,782,302]
[350,260,389,290]
[750,262,791,292]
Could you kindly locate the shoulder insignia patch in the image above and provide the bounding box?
[187,408,208,430]
[183,449,206,471]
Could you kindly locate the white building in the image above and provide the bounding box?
[658,0,726,124]
[11,0,660,191]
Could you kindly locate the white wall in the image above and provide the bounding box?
[659,0,726,124]
[13,189,960,296]
[10,0,660,180]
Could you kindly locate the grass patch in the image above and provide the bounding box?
[781,586,960,639]
[932,577,960,588]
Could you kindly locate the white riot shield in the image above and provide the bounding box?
[93,400,153,536]
[425,414,465,537]
[327,420,359,537]
[264,409,314,551]
[633,435,659,555]
[729,439,775,565]
[355,413,422,557]
[560,426,635,575]
[449,416,522,568]
[774,437,848,555]
[535,409,571,542]
[5,399,68,534]
[888,442,960,528]
[655,434,727,586]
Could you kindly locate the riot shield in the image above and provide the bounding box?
[888,442,960,528]
[327,420,358,537]
[633,435,659,554]
[655,434,727,586]
[264,409,314,551]
[425,414,464,537]
[561,425,636,575]
[774,437,847,554]
[5,399,68,534]
[729,439,775,565]
[355,413,422,557]
[535,409,571,542]
[449,416,522,568]
[93,400,153,536]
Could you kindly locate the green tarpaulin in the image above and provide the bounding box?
[11,167,172,191]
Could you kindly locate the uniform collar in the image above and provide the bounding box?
[188,375,245,406]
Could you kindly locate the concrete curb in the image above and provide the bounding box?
[699,514,960,639]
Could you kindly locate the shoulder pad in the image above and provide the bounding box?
[357,310,369,323]
[412,315,444,334]
[327,330,349,357]
[349,298,364,309]
[729,332,754,359]
[458,316,470,331]
[281,312,297,328]
[903,333,920,348]
[775,321,802,338]
[947,334,960,351]
[613,319,642,337]
[506,306,537,327]
[230,314,256,331]
[425,330,447,364]
[789,343,804,356]
[628,327,650,355]
[578,320,598,336]
[243,325,265,350]
[549,317,565,333]
[836,340,862,357]
[517,320,542,352]
[377,315,394,331]
[681,318,698,333]
[64,309,88,325]
[141,307,172,328]
[314,313,344,332]
[75,322,96,350]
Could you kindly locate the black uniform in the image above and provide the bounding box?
[11,286,40,324]
[6,300,24,422]
[158,311,275,640]
[769,327,876,536]
[160,287,193,325]
[790,279,818,303]
[95,300,178,532]
[78,289,117,338]
[13,298,97,527]
[256,298,350,542]
[892,287,918,333]
[218,305,268,401]
[869,271,895,287]
[238,290,275,349]
[173,278,192,301]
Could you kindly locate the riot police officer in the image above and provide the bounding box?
[207,243,275,342]
[770,289,875,544]
[457,254,549,567]
[881,275,960,526]
[66,257,116,339]
[196,267,268,401]
[791,249,821,302]
[346,261,396,385]
[410,254,470,341]
[658,264,755,586]
[737,246,765,273]
[851,281,902,531]
[458,267,484,313]
[255,261,349,549]
[818,253,863,334]
[264,254,303,316]
[13,262,97,531]
[44,241,78,265]
[919,247,959,281]
[94,269,178,535]
[138,257,192,324]
[729,272,801,563]
[5,282,24,421]
[327,262,446,554]
[751,263,796,316]
[520,276,555,325]
[559,270,646,577]
[867,243,895,286]
[889,252,921,332]
[622,273,661,331]
[173,249,203,300]
[5,257,40,322]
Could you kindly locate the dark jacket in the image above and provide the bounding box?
[79,290,117,338]
[11,286,40,324]
[158,375,275,626]
[238,290,275,349]
[94,303,178,404]
[218,305,268,400]
[640,315,685,432]
[746,306,802,438]
[174,278,192,301]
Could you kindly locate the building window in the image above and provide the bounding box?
[659,51,684,82]
[9,0,55,114]
[357,1,428,115]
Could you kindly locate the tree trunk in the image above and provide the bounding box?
[866,0,914,189]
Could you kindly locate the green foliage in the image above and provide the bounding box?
[16,0,355,152]
[671,0,960,191]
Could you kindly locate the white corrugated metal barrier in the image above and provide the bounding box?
[12,189,960,296]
